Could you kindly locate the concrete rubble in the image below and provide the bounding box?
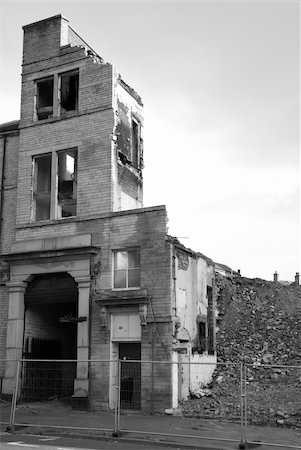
[181,274,301,428]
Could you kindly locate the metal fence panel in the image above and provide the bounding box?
[11,359,116,434]
[3,358,301,448]
[245,363,301,448]
[0,359,15,429]
[118,360,244,446]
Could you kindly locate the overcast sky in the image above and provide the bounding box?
[0,0,300,281]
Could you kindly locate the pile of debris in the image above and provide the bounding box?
[181,275,301,427]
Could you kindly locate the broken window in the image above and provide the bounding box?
[32,154,52,220]
[59,70,79,114]
[32,149,77,221]
[36,77,54,120]
[35,70,79,120]
[113,250,140,289]
[57,149,77,218]
[131,118,140,168]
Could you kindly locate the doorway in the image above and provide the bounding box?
[119,343,141,410]
[22,273,78,402]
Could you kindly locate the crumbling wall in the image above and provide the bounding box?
[181,274,301,427]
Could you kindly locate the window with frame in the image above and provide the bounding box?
[59,70,79,114]
[32,149,77,221]
[36,77,54,120]
[35,70,79,121]
[113,249,140,289]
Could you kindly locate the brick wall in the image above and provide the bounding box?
[22,15,66,65]
[23,302,77,359]
[0,287,8,376]
[85,206,173,411]
[0,133,19,253]
[0,130,19,373]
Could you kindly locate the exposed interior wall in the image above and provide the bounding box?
[189,353,217,392]
[174,248,209,344]
[113,77,143,211]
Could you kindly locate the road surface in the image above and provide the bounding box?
[0,431,203,450]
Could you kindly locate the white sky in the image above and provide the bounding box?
[0,0,300,281]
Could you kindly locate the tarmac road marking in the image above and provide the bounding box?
[39,438,58,441]
[56,448,77,450]
[7,443,40,447]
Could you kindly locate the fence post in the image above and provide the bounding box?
[113,359,121,437]
[244,363,248,445]
[239,362,245,446]
[151,360,154,414]
[238,362,249,449]
[9,360,21,433]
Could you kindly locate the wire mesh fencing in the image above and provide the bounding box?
[0,359,14,428]
[244,363,301,448]
[117,360,245,446]
[3,358,301,448]
[11,359,117,434]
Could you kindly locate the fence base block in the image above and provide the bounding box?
[71,396,89,410]
[112,431,121,437]
[239,443,262,449]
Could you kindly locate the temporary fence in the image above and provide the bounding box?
[0,359,14,429]
[243,363,301,449]
[1,359,301,449]
[117,360,244,447]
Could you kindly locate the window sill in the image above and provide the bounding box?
[33,111,79,124]
[112,287,141,291]
[16,216,77,229]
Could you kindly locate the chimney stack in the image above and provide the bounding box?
[295,272,300,285]
[273,271,278,282]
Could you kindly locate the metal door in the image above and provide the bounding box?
[119,342,141,410]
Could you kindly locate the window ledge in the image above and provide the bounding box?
[16,216,77,229]
[94,287,148,305]
[34,111,79,124]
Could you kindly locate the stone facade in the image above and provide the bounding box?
[0,15,215,412]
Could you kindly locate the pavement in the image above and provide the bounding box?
[1,399,301,450]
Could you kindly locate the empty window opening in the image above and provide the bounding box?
[58,149,77,218]
[198,322,207,354]
[32,149,77,222]
[131,118,140,168]
[60,71,79,113]
[32,154,52,221]
[113,249,140,289]
[36,77,54,120]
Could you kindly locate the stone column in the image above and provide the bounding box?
[73,276,90,399]
[2,281,27,395]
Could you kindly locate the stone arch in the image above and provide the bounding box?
[3,258,91,400]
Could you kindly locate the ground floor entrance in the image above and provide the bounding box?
[119,342,141,410]
[21,273,78,402]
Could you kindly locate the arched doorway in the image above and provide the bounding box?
[22,272,78,402]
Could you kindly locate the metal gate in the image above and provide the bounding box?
[119,343,141,410]
[21,338,75,401]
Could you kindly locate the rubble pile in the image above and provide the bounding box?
[181,275,301,427]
